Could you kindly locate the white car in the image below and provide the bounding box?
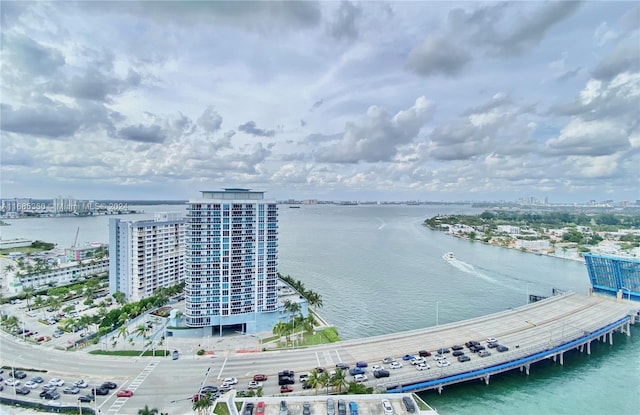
[381,399,394,415]
[487,337,498,343]
[410,357,426,365]
[223,377,238,385]
[382,357,396,364]
[432,354,446,361]
[49,378,65,387]
[353,374,368,383]
[389,361,403,369]
[73,380,88,389]
[371,365,384,371]
[437,360,450,367]
[247,381,262,389]
[5,378,20,387]
[24,381,39,389]
[416,363,430,371]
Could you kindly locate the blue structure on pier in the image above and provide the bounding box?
[584,253,640,302]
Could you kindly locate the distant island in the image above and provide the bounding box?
[424,210,640,261]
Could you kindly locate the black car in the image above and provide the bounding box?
[418,350,431,357]
[278,376,295,385]
[457,355,471,362]
[335,363,349,370]
[436,348,450,354]
[41,391,60,400]
[32,376,45,383]
[78,394,94,402]
[402,396,416,413]
[201,386,218,393]
[373,369,390,378]
[496,345,509,352]
[337,399,347,415]
[451,345,464,351]
[101,381,117,389]
[92,387,109,395]
[15,386,30,395]
[452,350,465,357]
[303,402,311,415]
[12,371,27,379]
[244,402,255,415]
[487,342,499,348]
[278,370,295,377]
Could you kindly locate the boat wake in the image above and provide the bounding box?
[444,256,517,290]
[377,218,386,230]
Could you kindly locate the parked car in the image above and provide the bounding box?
[371,365,384,371]
[280,385,293,393]
[335,363,349,370]
[12,371,27,379]
[389,362,403,369]
[353,374,368,383]
[402,397,416,413]
[382,357,396,364]
[5,378,20,387]
[349,401,358,415]
[253,374,268,381]
[101,381,117,389]
[401,354,415,361]
[116,389,133,397]
[381,399,394,415]
[280,400,288,415]
[418,350,431,357]
[299,373,309,382]
[41,391,60,400]
[373,369,390,378]
[243,402,255,415]
[73,380,88,388]
[257,401,266,415]
[49,378,64,387]
[337,399,347,415]
[451,345,464,351]
[348,368,365,376]
[436,360,450,367]
[223,377,238,385]
[63,387,80,394]
[15,386,30,395]
[78,394,94,402]
[24,381,39,389]
[327,398,336,415]
[31,376,45,383]
[248,381,262,389]
[302,402,311,415]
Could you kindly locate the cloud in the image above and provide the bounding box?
[545,118,630,156]
[1,33,65,79]
[592,37,640,81]
[328,1,362,40]
[0,103,83,138]
[406,35,471,77]
[313,96,434,163]
[238,121,276,137]
[197,106,223,134]
[118,124,166,143]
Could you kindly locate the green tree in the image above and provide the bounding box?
[330,368,348,393]
[137,405,159,415]
[113,291,126,305]
[192,392,213,415]
[306,369,321,395]
[319,370,331,394]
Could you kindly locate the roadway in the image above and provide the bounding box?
[0,292,636,414]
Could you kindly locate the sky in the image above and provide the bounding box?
[1,1,639,203]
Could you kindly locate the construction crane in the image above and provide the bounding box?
[72,226,80,248]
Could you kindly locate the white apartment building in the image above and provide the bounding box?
[185,189,279,335]
[109,212,185,302]
[15,258,108,292]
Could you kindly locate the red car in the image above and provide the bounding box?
[116,390,133,398]
[280,385,293,393]
[253,374,268,382]
[257,401,265,415]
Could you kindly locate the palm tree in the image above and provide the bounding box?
[192,391,213,415]
[319,370,331,394]
[137,405,159,415]
[330,368,348,393]
[306,369,321,395]
[134,324,148,345]
[117,324,129,343]
[23,286,35,310]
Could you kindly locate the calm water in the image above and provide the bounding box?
[2,204,639,414]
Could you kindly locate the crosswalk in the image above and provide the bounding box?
[104,360,160,414]
[315,349,350,368]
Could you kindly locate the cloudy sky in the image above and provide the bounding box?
[1,1,639,203]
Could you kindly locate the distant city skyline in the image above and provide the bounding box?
[1,2,638,203]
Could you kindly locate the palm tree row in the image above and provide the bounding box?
[273,300,318,345]
[304,367,349,394]
[278,273,324,309]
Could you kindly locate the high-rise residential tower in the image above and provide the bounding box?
[109,212,185,301]
[185,189,279,334]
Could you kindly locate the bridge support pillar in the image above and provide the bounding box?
[579,344,583,353]
[524,364,530,375]
[484,375,490,385]
[626,322,631,336]
[587,341,591,355]
[559,352,564,365]
[609,331,614,345]
[437,386,443,394]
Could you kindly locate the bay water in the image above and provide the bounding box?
[2,204,638,414]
